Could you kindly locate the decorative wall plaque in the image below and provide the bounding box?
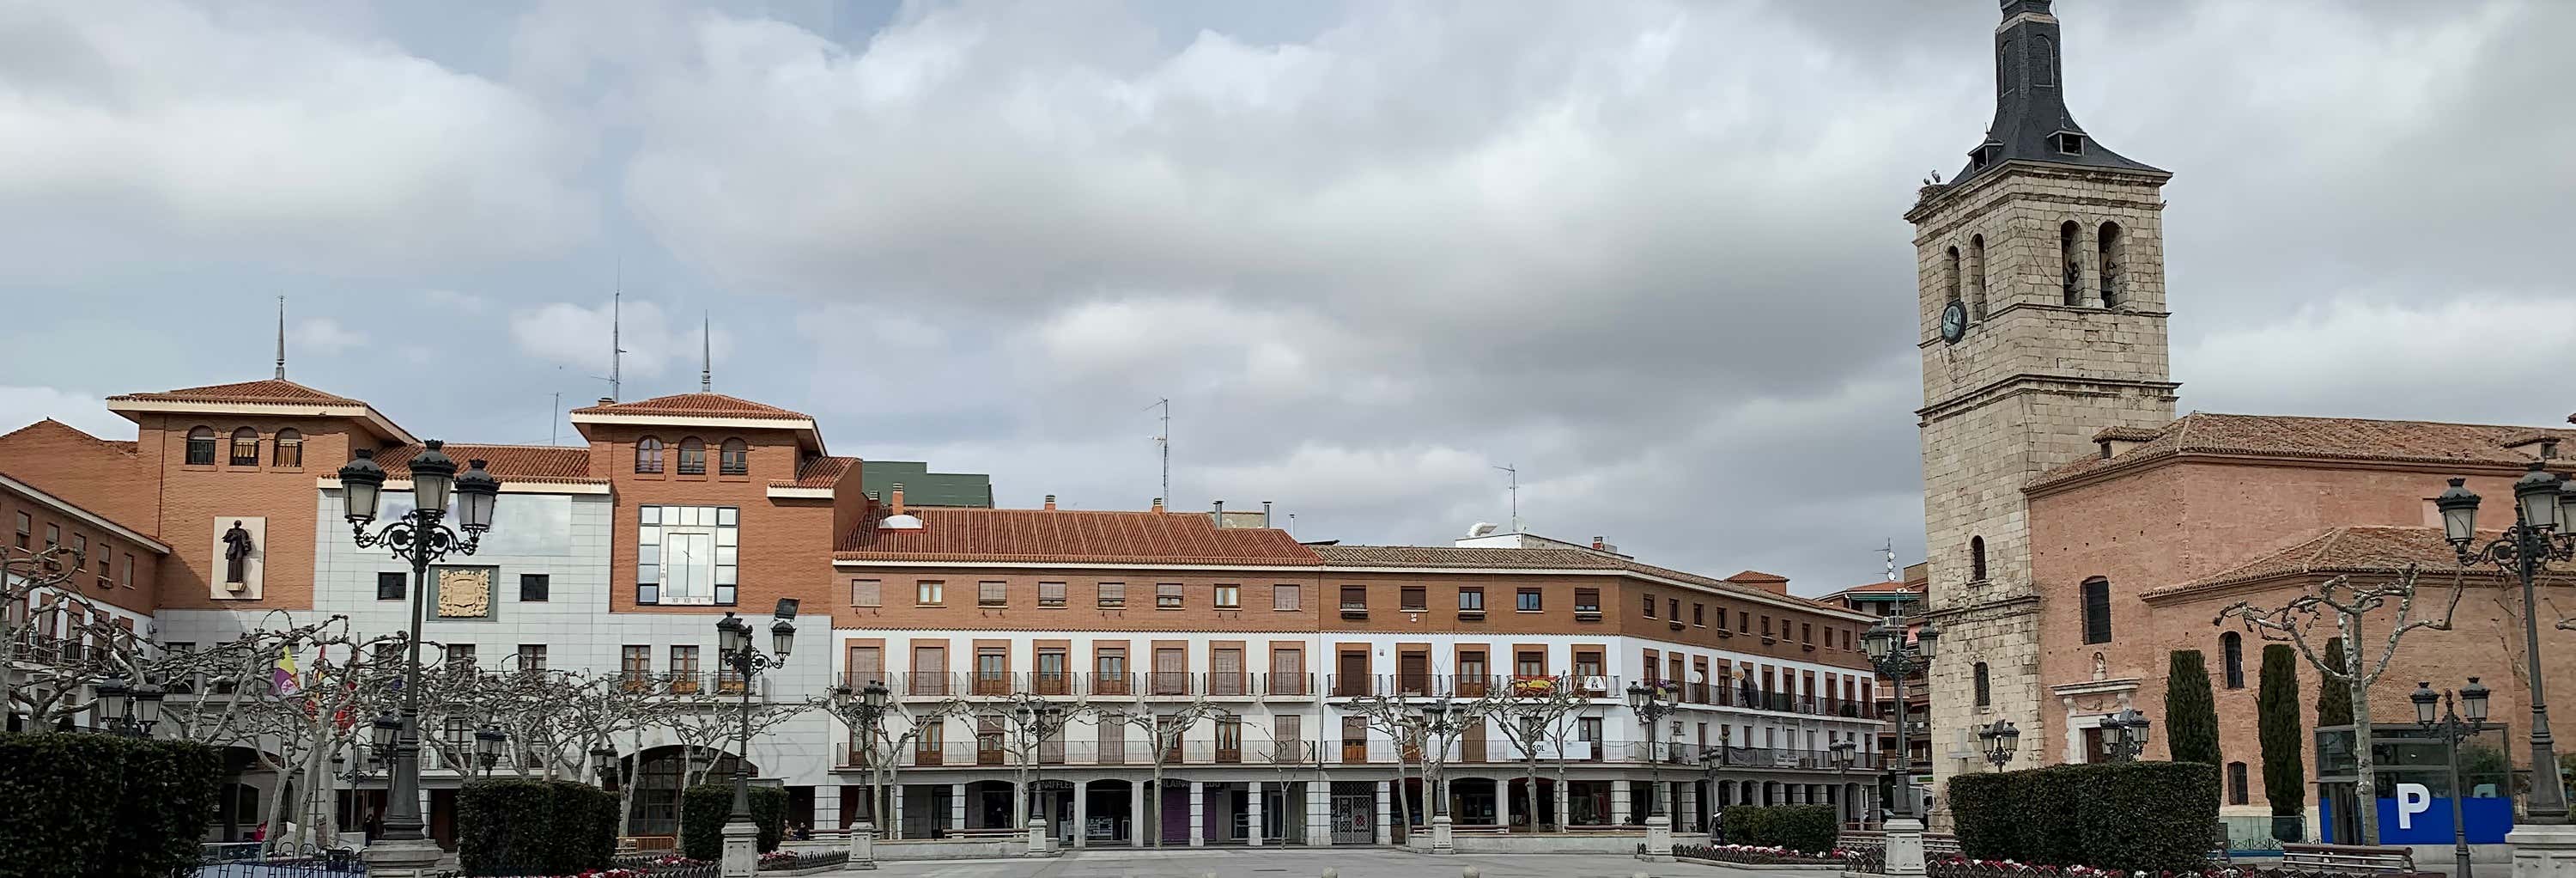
[434,567,494,619]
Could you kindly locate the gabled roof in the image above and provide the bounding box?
[2034,412,2576,491]
[106,378,359,405]
[1828,580,1923,596]
[1724,570,1790,583]
[569,393,810,421]
[2142,526,2487,600]
[0,467,167,553]
[774,455,857,490]
[0,419,138,455]
[374,443,600,485]
[837,508,1319,565]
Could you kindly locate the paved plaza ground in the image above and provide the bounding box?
[866,848,1771,878]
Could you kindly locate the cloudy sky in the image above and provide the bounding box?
[3,0,2571,594]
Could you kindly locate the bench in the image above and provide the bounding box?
[1448,825,1509,836]
[1566,824,1647,833]
[944,828,1027,840]
[2280,843,2421,875]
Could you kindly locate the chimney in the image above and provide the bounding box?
[1262,501,1273,528]
[1151,497,1164,514]
[1212,500,1224,527]
[1592,536,1607,550]
[1044,494,1058,511]
[596,396,615,406]
[890,483,906,515]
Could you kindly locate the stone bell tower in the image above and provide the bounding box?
[1905,0,2177,793]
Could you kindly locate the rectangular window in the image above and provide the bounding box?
[1151,647,1187,695]
[1097,582,1126,609]
[1340,585,1368,612]
[46,524,58,547]
[912,646,949,696]
[978,580,1007,607]
[120,553,133,588]
[1739,611,1750,631]
[851,579,882,607]
[1516,650,1544,677]
[677,442,706,475]
[1273,583,1301,611]
[1157,582,1184,609]
[1036,649,1068,694]
[1095,648,1127,694]
[635,504,738,606]
[1214,583,1240,609]
[376,571,406,601]
[671,645,700,692]
[1667,598,1680,620]
[1457,588,1485,612]
[72,534,85,557]
[445,643,477,670]
[1038,582,1067,607]
[1761,615,1772,637]
[519,573,550,602]
[917,580,945,606]
[1519,588,1544,612]
[1274,715,1302,759]
[975,647,1008,694]
[1271,649,1304,695]
[517,644,547,672]
[1643,594,1656,618]
[1692,604,1704,626]
[1216,716,1242,761]
[848,645,884,687]
[1400,586,1426,612]
[12,512,26,549]
[621,646,651,686]
[2082,577,2113,643]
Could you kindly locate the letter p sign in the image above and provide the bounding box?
[2397,783,2433,830]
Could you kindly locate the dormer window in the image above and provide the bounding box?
[1971,142,2002,169]
[2052,131,2085,155]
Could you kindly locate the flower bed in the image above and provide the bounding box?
[1674,843,1854,866]
[1923,854,2386,878]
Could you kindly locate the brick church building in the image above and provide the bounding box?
[1911,0,2576,838]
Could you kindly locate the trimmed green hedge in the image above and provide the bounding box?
[0,733,222,878]
[459,779,619,875]
[682,783,787,860]
[1717,804,1838,854]
[1947,761,2219,872]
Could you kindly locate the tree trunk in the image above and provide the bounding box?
[2351,674,2379,844]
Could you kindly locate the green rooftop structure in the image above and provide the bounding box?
[862,460,994,508]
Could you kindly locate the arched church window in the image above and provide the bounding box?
[2098,222,2123,308]
[2081,577,2113,644]
[2032,36,2056,87]
[1969,536,1988,582]
[1944,247,1964,307]
[2060,221,2084,306]
[1968,235,1989,318]
[1973,662,1991,707]
[2221,631,2245,689]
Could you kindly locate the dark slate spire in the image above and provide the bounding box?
[1955,0,2161,183]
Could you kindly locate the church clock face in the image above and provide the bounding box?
[1940,299,1970,344]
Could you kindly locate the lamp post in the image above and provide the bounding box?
[2416,679,2494,878]
[841,680,890,869]
[1830,739,1858,825]
[337,442,501,876]
[715,601,797,878]
[1978,720,2020,772]
[472,722,507,780]
[1701,743,1733,840]
[1417,698,1468,855]
[2437,467,2574,826]
[1626,681,1678,860]
[2099,707,2151,762]
[1863,616,1939,877]
[1015,699,1071,854]
[590,746,619,791]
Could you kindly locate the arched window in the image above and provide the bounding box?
[635,436,665,474]
[228,428,260,466]
[2227,762,2250,805]
[2032,36,2056,87]
[1972,662,1991,708]
[677,437,707,475]
[719,438,749,476]
[2221,631,2245,690]
[2060,221,2084,306]
[1967,235,1989,318]
[2098,222,2123,308]
[1969,536,1988,582]
[2081,577,2112,644]
[1943,247,1963,306]
[185,427,216,466]
[271,428,303,467]
[1997,42,2010,96]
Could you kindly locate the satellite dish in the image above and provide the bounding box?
[1467,522,1498,538]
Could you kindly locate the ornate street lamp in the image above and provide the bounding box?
[2099,707,2151,762]
[338,441,502,869]
[715,600,797,871]
[131,680,162,735]
[591,746,619,790]
[473,722,507,779]
[2415,679,2493,878]
[846,680,890,870]
[94,677,131,735]
[1014,699,1072,851]
[1977,720,2019,771]
[1829,739,1859,824]
[1862,616,1937,876]
[2438,468,2574,824]
[1416,698,1470,853]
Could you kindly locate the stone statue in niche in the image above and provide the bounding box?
[2092,651,2107,680]
[222,521,254,584]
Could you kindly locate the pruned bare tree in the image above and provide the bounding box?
[2217,567,2461,845]
[1120,695,1232,847]
[1479,676,1589,832]
[1343,692,1425,841]
[1,544,155,729]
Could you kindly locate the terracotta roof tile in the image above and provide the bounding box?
[1311,545,1838,607]
[107,379,360,405]
[571,393,810,421]
[773,455,857,489]
[2038,412,2576,489]
[0,419,138,454]
[838,508,1319,564]
[1829,580,1922,595]
[373,443,599,484]
[1725,570,1790,582]
[2093,425,2162,442]
[2144,526,2488,598]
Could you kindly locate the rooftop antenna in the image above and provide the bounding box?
[700,311,712,392]
[272,296,288,380]
[1148,398,1170,504]
[550,393,562,446]
[1884,539,1899,582]
[1493,464,1520,533]
[1287,512,1296,538]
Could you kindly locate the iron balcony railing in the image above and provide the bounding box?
[844,671,1315,700]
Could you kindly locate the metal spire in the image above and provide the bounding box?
[701,311,712,392]
[273,296,287,380]
[1494,464,1520,534]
